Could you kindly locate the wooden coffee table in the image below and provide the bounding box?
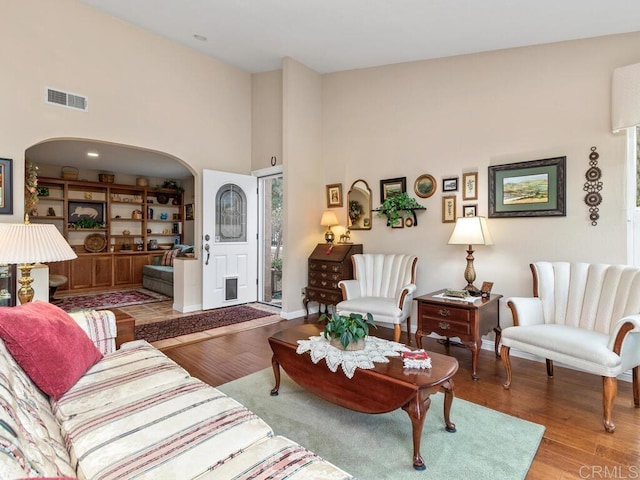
[268,324,458,471]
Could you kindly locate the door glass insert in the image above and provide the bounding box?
[215,183,247,242]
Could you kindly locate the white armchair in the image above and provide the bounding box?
[337,254,418,343]
[502,262,640,432]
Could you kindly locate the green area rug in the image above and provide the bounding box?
[218,368,544,479]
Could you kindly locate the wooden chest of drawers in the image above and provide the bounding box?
[303,243,362,318]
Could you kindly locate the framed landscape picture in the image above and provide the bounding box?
[414,174,436,198]
[488,157,566,218]
[380,177,406,201]
[442,177,458,192]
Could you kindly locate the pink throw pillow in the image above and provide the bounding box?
[0,301,103,400]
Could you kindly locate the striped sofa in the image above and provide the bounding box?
[0,310,352,479]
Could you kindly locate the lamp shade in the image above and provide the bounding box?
[612,62,640,132]
[320,210,339,227]
[447,217,494,246]
[0,222,77,264]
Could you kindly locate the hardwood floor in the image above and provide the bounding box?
[163,315,640,479]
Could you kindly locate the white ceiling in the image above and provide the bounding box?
[38,1,640,177]
[79,0,640,74]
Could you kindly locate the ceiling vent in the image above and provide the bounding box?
[45,87,88,112]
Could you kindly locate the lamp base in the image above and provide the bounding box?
[324,227,335,244]
[463,284,482,296]
[17,263,35,304]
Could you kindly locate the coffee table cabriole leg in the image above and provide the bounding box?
[270,355,281,396]
[402,383,457,471]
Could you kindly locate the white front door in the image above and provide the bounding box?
[202,170,257,310]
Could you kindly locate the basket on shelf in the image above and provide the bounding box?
[61,166,78,180]
[131,210,143,220]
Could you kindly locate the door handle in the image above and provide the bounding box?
[204,243,210,265]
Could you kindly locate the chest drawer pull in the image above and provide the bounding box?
[439,321,450,330]
[438,308,450,317]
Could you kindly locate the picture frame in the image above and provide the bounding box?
[442,195,457,223]
[185,203,194,221]
[462,172,478,201]
[0,158,13,215]
[442,177,458,192]
[488,156,566,218]
[326,183,343,208]
[414,174,436,198]
[380,177,406,201]
[391,217,404,228]
[463,204,477,217]
[68,201,105,224]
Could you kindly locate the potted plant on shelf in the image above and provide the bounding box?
[376,192,423,226]
[319,312,376,350]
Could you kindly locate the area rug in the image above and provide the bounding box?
[134,305,273,342]
[57,288,170,312]
[218,368,545,480]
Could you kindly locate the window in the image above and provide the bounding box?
[215,183,247,242]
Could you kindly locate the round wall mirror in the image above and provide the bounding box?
[347,179,372,230]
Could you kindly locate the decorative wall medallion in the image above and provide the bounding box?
[583,146,602,226]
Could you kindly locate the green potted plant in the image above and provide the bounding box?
[319,312,376,350]
[376,192,423,226]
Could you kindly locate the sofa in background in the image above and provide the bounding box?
[142,244,193,297]
[502,262,640,433]
[0,302,351,479]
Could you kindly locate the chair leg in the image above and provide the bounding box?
[393,324,401,343]
[633,366,639,408]
[501,345,512,389]
[405,316,411,346]
[603,376,617,433]
[546,359,554,377]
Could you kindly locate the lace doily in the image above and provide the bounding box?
[296,334,411,378]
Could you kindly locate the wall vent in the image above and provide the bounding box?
[45,87,88,111]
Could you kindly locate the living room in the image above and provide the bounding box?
[1,1,640,478]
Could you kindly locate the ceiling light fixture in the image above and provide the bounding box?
[193,34,208,42]
[87,152,99,158]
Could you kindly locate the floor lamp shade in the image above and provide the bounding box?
[0,222,77,303]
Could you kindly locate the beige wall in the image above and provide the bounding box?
[281,58,323,316]
[321,32,640,320]
[252,70,283,171]
[0,0,251,231]
[4,1,640,322]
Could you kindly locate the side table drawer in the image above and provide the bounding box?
[420,304,471,323]
[422,317,470,337]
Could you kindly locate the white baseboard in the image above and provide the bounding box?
[280,305,319,320]
[172,302,202,313]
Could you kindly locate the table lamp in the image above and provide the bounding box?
[447,216,493,293]
[320,211,339,244]
[0,216,77,304]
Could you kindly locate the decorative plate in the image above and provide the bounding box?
[84,233,107,253]
[157,193,169,204]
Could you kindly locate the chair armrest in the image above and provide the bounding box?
[607,314,640,354]
[397,284,417,309]
[338,279,361,300]
[506,297,544,327]
[67,309,117,355]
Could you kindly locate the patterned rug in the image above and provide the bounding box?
[57,289,170,312]
[134,305,273,343]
